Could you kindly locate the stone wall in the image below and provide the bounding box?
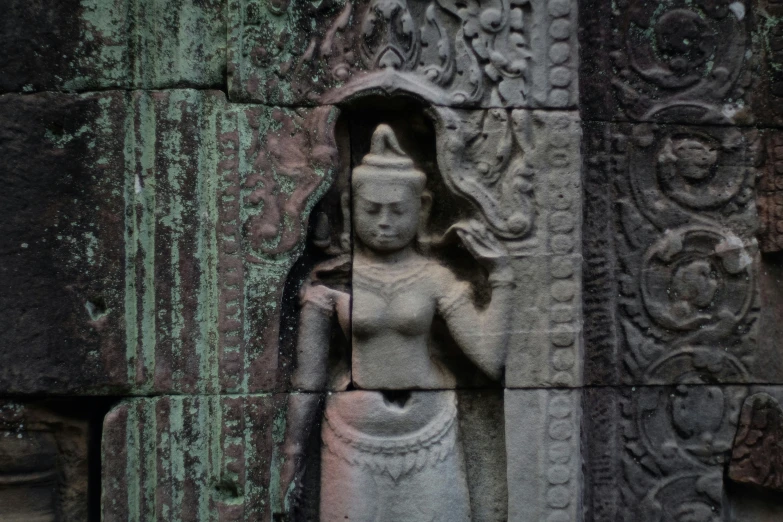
[0,0,781,520]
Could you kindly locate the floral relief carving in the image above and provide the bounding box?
[229,0,577,107]
[435,108,536,239]
[583,122,762,386]
[241,107,339,262]
[618,385,746,522]
[581,0,754,123]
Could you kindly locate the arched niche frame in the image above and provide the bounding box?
[278,75,583,389]
[266,74,583,522]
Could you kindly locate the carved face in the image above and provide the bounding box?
[672,138,718,181]
[671,259,718,308]
[353,180,421,252]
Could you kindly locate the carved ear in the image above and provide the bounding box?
[420,190,433,221]
[418,190,433,245]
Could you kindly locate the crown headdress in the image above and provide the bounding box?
[352,124,426,191]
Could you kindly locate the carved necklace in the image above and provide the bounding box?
[352,258,433,302]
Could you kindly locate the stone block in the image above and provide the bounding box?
[579,0,756,125]
[227,0,579,108]
[758,131,783,253]
[0,91,128,393]
[582,121,781,385]
[0,0,226,93]
[505,389,582,522]
[582,385,747,521]
[0,401,91,521]
[750,0,783,127]
[102,394,287,522]
[0,90,339,394]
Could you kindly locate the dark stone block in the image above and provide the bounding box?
[579,0,756,125]
[0,400,95,521]
[0,0,226,94]
[0,92,128,393]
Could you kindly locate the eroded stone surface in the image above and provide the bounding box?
[0,401,90,521]
[1,0,226,93]
[758,131,783,253]
[227,0,579,108]
[102,394,287,521]
[583,385,746,521]
[752,0,783,126]
[582,121,781,385]
[579,0,756,124]
[0,92,127,394]
[0,91,339,395]
[729,392,783,492]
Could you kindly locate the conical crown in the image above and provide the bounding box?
[352,124,426,191]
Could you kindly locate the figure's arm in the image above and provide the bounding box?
[275,392,322,517]
[439,221,514,380]
[275,283,349,516]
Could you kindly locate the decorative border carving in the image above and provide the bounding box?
[583,122,762,385]
[229,0,578,108]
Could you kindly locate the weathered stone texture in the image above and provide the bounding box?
[0,91,340,395]
[582,385,746,521]
[102,394,287,522]
[227,0,579,108]
[0,92,127,394]
[0,0,226,93]
[729,391,783,492]
[579,0,757,124]
[758,131,783,253]
[582,121,781,385]
[0,401,91,521]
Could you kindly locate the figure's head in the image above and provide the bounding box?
[663,137,718,181]
[352,124,431,252]
[672,259,718,308]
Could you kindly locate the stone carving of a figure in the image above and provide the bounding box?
[278,124,513,521]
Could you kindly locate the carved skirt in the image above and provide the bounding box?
[320,390,472,522]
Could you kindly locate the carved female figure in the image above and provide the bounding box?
[279,124,513,521]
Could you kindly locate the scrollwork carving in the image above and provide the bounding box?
[241,107,339,263]
[583,122,762,385]
[608,385,744,520]
[641,227,754,333]
[581,0,753,123]
[230,0,577,107]
[360,0,421,71]
[435,108,536,239]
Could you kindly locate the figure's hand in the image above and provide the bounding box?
[451,219,510,273]
[276,447,306,519]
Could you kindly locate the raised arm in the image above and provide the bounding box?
[439,220,514,380]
